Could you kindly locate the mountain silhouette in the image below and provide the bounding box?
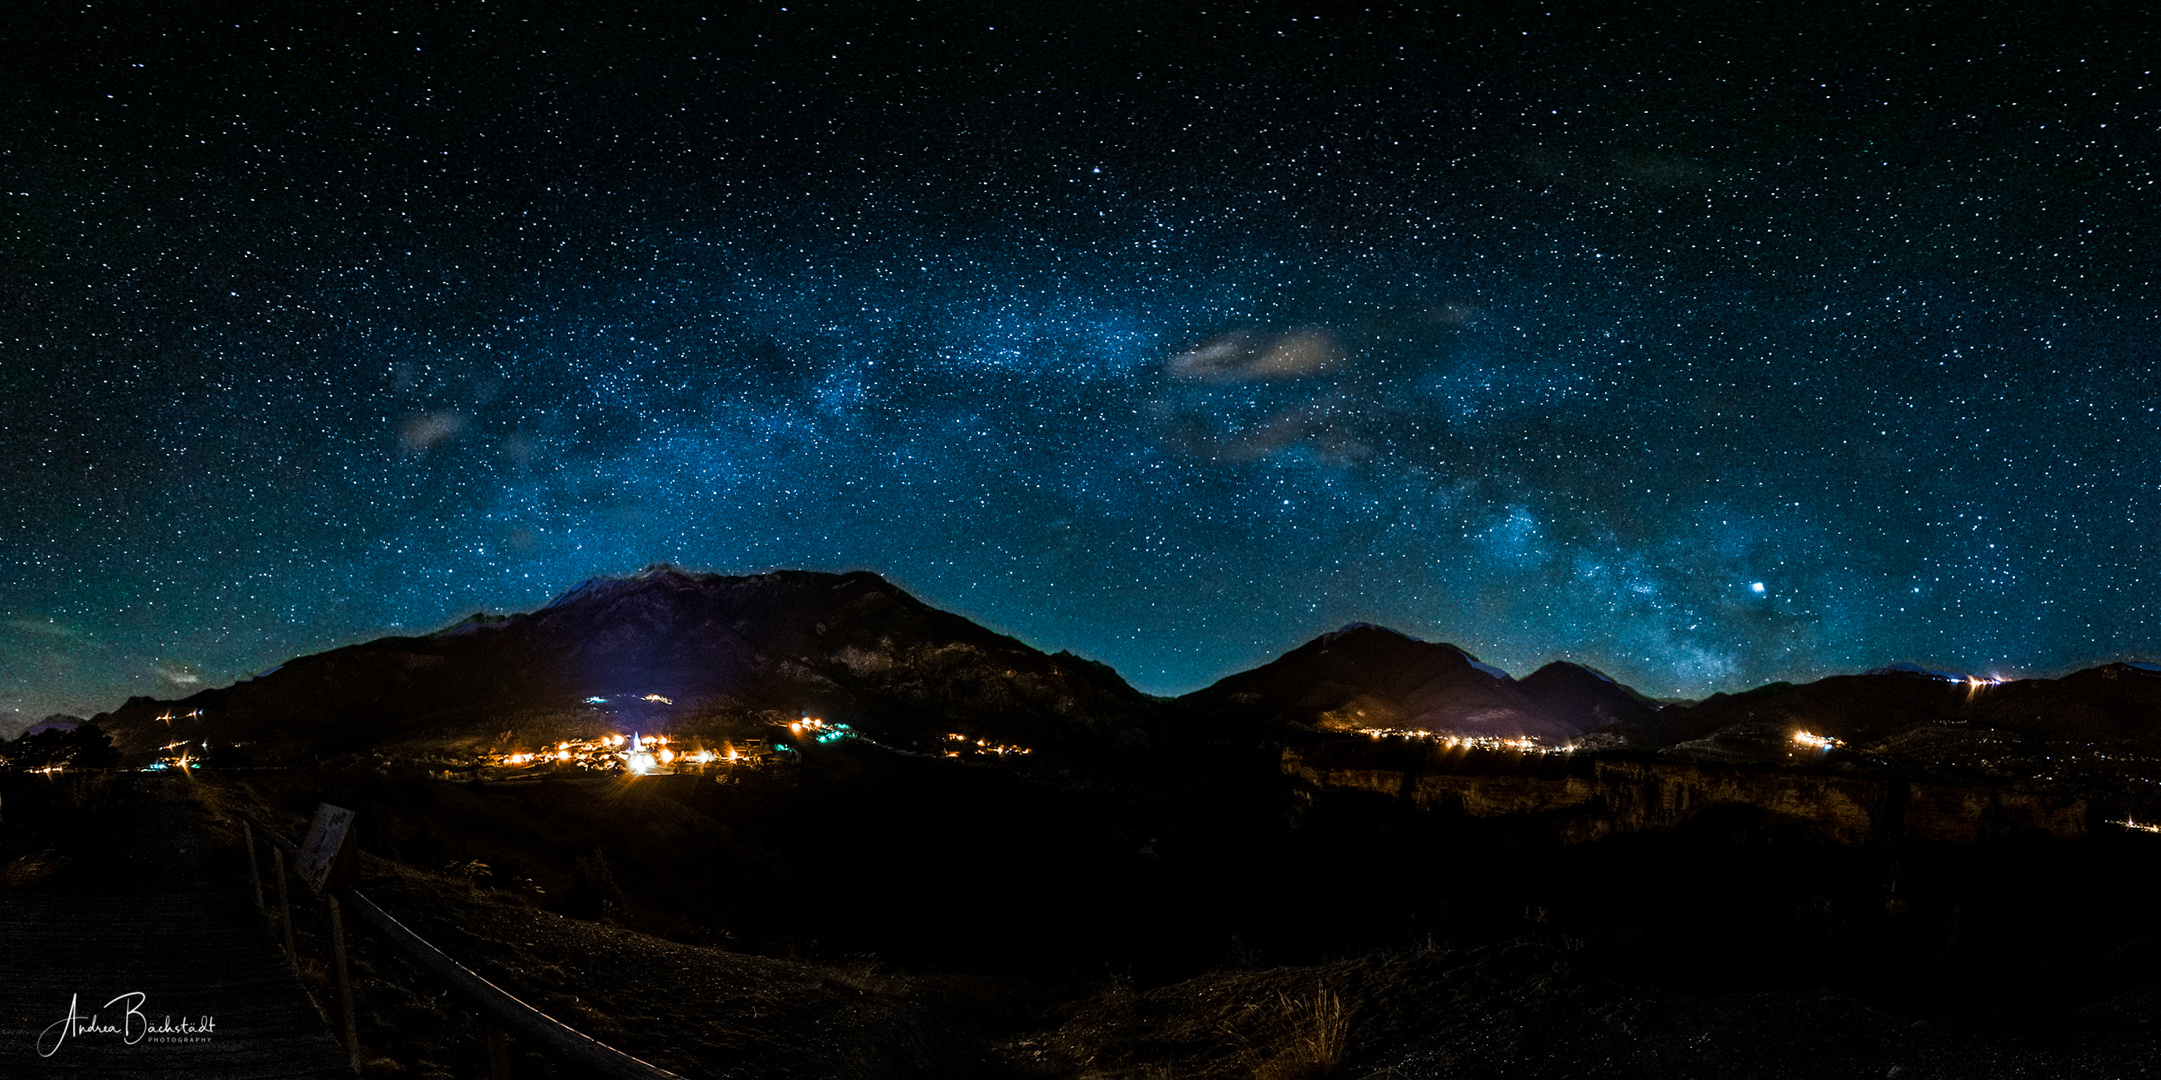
[97,566,1157,762]
[1640,662,2161,769]
[85,569,2161,781]
[1176,623,1656,743]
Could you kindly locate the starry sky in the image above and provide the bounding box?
[3,1,2156,721]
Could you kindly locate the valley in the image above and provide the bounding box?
[7,567,2160,1078]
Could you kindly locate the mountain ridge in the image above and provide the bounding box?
[70,568,2161,777]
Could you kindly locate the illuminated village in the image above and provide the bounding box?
[942,731,1033,758]
[355,699,1044,781]
[117,701,1046,780]
[483,731,719,775]
[1352,729,1578,754]
[469,718,820,780]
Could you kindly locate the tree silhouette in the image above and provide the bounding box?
[5,721,121,769]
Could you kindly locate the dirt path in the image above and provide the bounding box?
[0,775,353,1077]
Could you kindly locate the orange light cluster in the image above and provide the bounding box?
[940,732,1032,758]
[481,731,754,775]
[1355,730,1575,754]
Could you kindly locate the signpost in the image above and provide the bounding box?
[296,803,357,896]
[296,803,361,1069]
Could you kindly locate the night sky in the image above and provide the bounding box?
[3,2,2156,721]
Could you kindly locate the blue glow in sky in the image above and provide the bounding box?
[2,3,2156,719]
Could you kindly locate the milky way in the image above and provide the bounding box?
[2,3,2155,718]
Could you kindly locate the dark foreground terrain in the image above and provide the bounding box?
[19,570,2160,1076]
[4,759,2157,1079]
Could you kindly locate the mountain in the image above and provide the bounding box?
[1640,662,2161,773]
[0,709,38,742]
[96,566,1159,764]
[1514,661,1664,733]
[85,564,2161,785]
[1175,623,1656,743]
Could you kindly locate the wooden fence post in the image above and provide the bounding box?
[273,847,296,960]
[328,893,361,1071]
[244,820,265,913]
[487,1024,512,1080]
[241,812,685,1080]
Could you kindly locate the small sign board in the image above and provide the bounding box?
[297,803,357,895]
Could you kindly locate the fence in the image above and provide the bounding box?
[238,810,687,1080]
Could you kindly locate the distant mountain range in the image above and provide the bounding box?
[1636,661,2161,776]
[1173,622,1657,743]
[0,709,46,743]
[85,566,2161,781]
[95,567,1153,762]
